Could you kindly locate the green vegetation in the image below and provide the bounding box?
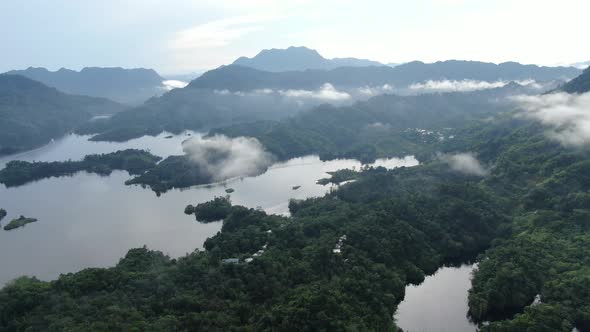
[125,155,213,194]
[0,149,161,187]
[0,209,6,221]
[316,169,359,185]
[0,160,508,330]
[211,88,516,163]
[184,204,195,215]
[4,111,588,330]
[2,69,590,330]
[186,196,233,222]
[3,216,38,231]
[0,74,124,155]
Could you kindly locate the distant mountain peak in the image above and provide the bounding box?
[232,46,383,72]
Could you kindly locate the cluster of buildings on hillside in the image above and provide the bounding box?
[222,229,273,264]
[333,234,347,254]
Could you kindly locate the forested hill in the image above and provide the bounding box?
[189,60,580,91]
[82,82,531,144]
[1,102,589,330]
[560,66,590,93]
[4,67,164,105]
[211,85,526,162]
[0,74,125,155]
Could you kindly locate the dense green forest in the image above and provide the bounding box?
[124,155,219,194]
[3,104,590,330]
[79,83,527,144]
[0,162,508,331]
[211,86,523,163]
[0,74,125,155]
[2,68,590,330]
[117,86,528,194]
[0,149,161,187]
[185,196,233,222]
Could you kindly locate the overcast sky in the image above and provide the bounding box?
[1,0,588,74]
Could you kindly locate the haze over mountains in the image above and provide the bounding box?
[4,67,165,105]
[560,66,590,93]
[232,46,384,72]
[0,74,124,154]
[0,46,585,156]
[193,58,580,92]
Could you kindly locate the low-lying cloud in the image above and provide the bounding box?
[357,84,394,96]
[214,83,353,101]
[515,92,590,147]
[439,152,488,176]
[162,80,189,91]
[279,83,351,101]
[409,79,541,92]
[182,135,274,181]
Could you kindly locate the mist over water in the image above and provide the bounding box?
[0,133,417,286]
[182,135,275,181]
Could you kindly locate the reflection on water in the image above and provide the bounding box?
[395,264,477,332]
[0,133,418,285]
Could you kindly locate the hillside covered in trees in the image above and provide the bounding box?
[2,94,589,330]
[0,74,125,155]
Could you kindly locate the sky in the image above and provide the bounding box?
[1,0,589,75]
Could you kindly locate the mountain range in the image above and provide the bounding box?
[4,67,164,105]
[232,46,384,72]
[0,74,124,155]
[190,60,581,91]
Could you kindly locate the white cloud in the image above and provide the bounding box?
[212,83,353,104]
[410,79,505,92]
[357,84,394,96]
[169,15,272,50]
[279,83,351,101]
[408,79,546,92]
[161,80,188,91]
[515,92,590,147]
[182,135,274,181]
[439,152,488,176]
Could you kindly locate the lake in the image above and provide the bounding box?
[0,132,418,286]
[395,264,477,332]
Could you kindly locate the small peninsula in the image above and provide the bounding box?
[0,149,162,187]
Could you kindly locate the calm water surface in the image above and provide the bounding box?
[0,132,418,285]
[395,264,477,332]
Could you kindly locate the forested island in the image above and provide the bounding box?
[0,149,161,187]
[3,216,38,231]
[125,155,217,194]
[185,196,233,222]
[0,208,6,221]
